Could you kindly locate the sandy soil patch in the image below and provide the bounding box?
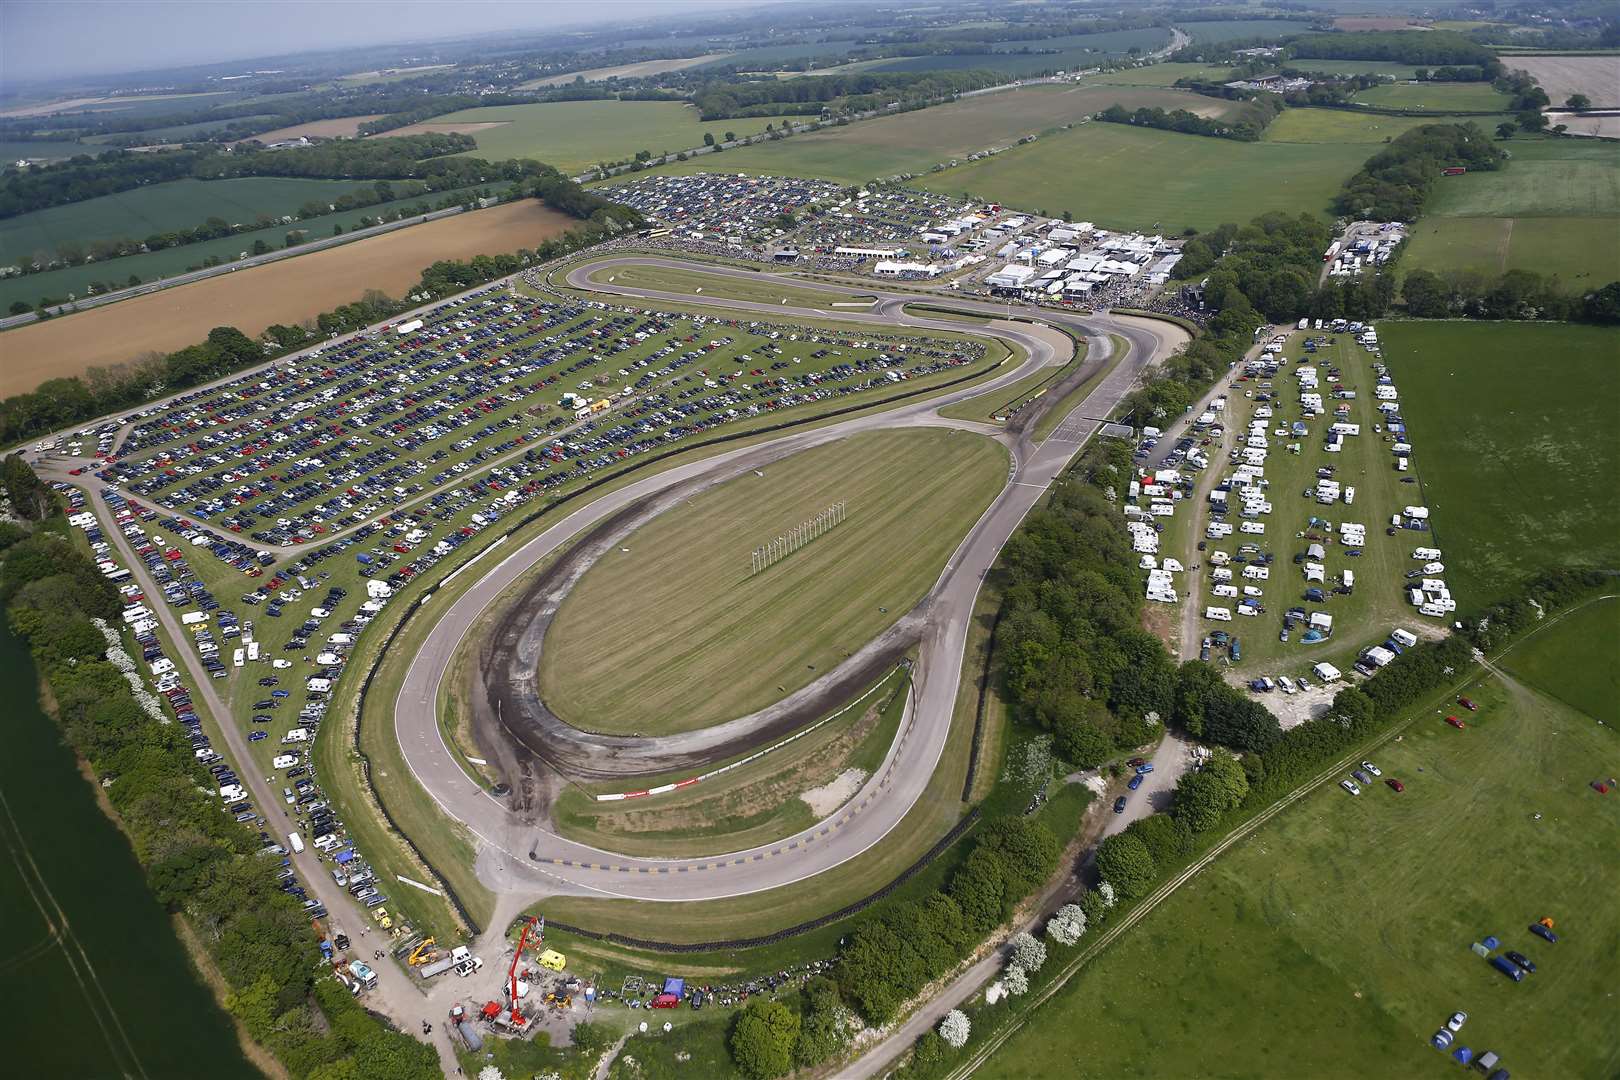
[371,121,510,139]
[520,54,731,89]
[800,767,868,816]
[1509,56,1620,106]
[238,114,384,143]
[0,200,576,396]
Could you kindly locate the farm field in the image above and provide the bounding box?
[1180,19,1316,42]
[520,54,730,88]
[0,138,93,161]
[1501,597,1620,726]
[1204,331,1423,680]
[541,427,1008,734]
[982,671,1620,1080]
[237,114,384,143]
[379,100,797,174]
[0,198,576,396]
[1401,216,1619,291]
[1263,107,1478,144]
[0,90,231,118]
[622,85,1259,190]
[1508,55,1620,107]
[1353,80,1515,112]
[866,27,1173,75]
[583,263,868,309]
[1083,62,1235,86]
[1383,321,1620,609]
[0,177,375,264]
[1424,140,1620,218]
[0,183,495,313]
[916,121,1369,231]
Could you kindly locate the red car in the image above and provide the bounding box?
[1457,696,1478,711]
[1386,779,1405,793]
[1445,716,1466,729]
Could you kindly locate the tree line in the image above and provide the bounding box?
[1287,30,1498,69]
[0,517,439,1079]
[690,70,1005,121]
[0,183,640,448]
[1336,122,1506,222]
[1095,100,1281,142]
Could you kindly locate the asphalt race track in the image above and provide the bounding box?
[388,256,1187,901]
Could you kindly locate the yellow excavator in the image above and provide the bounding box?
[408,938,437,966]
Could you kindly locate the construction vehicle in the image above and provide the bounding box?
[448,1004,483,1051]
[348,960,378,991]
[332,924,350,951]
[538,948,566,972]
[371,906,393,930]
[408,938,439,966]
[483,916,541,1030]
[419,945,472,980]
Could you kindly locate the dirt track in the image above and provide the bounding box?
[0,200,576,397]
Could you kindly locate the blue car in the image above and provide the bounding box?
[1113,796,1128,814]
[271,689,290,698]
[1136,763,1155,774]
[1128,773,1145,791]
[1529,922,1558,944]
[249,731,268,742]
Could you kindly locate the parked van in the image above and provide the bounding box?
[1205,607,1233,622]
[289,832,305,854]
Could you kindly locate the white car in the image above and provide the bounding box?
[1340,780,1361,796]
[272,659,292,669]
[1277,676,1297,694]
[1361,761,1382,777]
[1447,1012,1468,1032]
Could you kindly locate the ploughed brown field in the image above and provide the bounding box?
[0,200,576,397]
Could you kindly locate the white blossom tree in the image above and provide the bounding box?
[939,1009,971,1049]
[1098,881,1117,908]
[1002,963,1029,997]
[1046,904,1087,946]
[1009,931,1047,973]
[478,1067,505,1080]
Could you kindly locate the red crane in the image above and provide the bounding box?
[494,916,539,1024]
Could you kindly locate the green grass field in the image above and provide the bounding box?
[1426,140,1620,218]
[0,183,494,310]
[541,428,1007,734]
[1500,596,1620,726]
[609,84,1252,188]
[1180,19,1317,43]
[867,28,1173,76]
[915,121,1369,231]
[1384,321,1620,609]
[1082,63,1236,86]
[0,177,378,264]
[1401,216,1620,291]
[420,100,797,173]
[1353,81,1515,112]
[1263,107,1486,144]
[983,669,1620,1080]
[1399,139,1620,289]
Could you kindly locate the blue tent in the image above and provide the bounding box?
[664,977,685,997]
[334,848,355,864]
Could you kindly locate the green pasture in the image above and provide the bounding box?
[915,121,1369,231]
[0,177,374,264]
[1353,80,1515,112]
[612,83,1246,187]
[983,672,1620,1080]
[1425,140,1620,218]
[1084,62,1235,86]
[1263,107,1487,144]
[1180,19,1317,43]
[1382,321,1620,609]
[1285,59,1429,80]
[0,139,91,161]
[866,28,1173,76]
[1401,216,1619,291]
[541,428,1007,734]
[428,100,797,173]
[1500,597,1620,726]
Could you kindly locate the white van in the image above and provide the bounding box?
[1205,607,1233,622]
[272,753,299,770]
[288,832,305,854]
[1390,628,1418,648]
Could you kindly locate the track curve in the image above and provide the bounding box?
[391,255,1187,901]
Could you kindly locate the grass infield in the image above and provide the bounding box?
[541,427,1008,734]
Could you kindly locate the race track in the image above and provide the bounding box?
[388,256,1187,901]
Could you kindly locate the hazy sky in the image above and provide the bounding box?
[1,0,775,85]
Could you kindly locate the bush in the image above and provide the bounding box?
[1095,833,1156,900]
[938,1009,971,1049]
[1046,903,1087,946]
[730,999,800,1079]
[1008,931,1047,974]
[1002,963,1030,996]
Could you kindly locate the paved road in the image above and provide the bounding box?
[387,256,1186,902]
